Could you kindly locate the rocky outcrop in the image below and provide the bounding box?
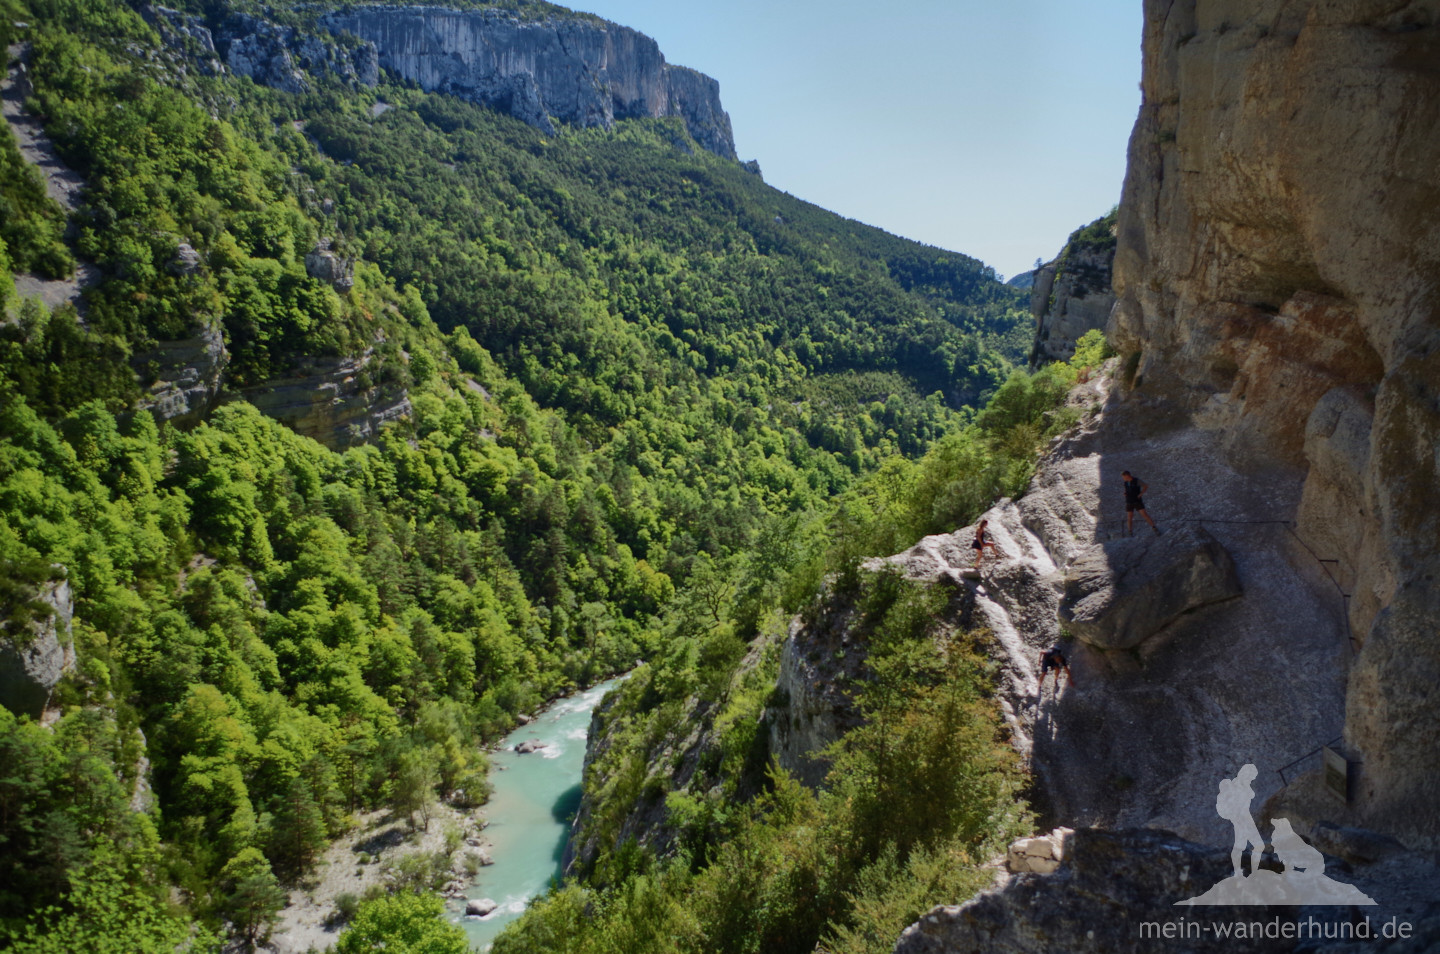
[137,4,224,75]
[896,828,1282,954]
[766,599,871,788]
[1029,211,1117,367]
[1006,827,1072,874]
[237,349,410,452]
[217,14,379,93]
[863,369,1350,847]
[134,319,229,427]
[1110,0,1440,850]
[319,6,737,159]
[0,575,75,719]
[304,239,354,292]
[896,823,1440,954]
[1059,525,1242,650]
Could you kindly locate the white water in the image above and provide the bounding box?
[451,678,622,950]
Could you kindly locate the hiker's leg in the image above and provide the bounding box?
[1126,511,1134,535]
[1141,508,1157,529]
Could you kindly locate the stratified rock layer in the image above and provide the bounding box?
[320,5,736,158]
[238,349,411,451]
[1110,0,1440,849]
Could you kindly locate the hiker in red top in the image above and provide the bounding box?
[1122,470,1160,537]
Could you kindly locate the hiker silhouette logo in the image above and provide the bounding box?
[1176,764,1376,906]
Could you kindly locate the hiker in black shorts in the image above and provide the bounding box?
[1039,644,1073,690]
[1122,469,1160,536]
[971,518,999,570]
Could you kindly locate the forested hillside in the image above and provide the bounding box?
[0,0,1047,949]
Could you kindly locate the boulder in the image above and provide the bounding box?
[1006,827,1072,875]
[514,739,547,754]
[1059,525,1241,650]
[465,898,497,917]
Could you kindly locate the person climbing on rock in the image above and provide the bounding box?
[1038,644,1073,691]
[1122,469,1160,536]
[971,518,1000,570]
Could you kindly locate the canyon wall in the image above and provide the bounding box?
[1029,212,1117,367]
[320,5,737,158]
[1110,0,1440,849]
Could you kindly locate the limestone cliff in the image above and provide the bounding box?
[319,5,737,159]
[1028,210,1117,368]
[237,347,412,452]
[1110,0,1440,850]
[0,574,75,719]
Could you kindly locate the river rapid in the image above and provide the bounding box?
[451,677,622,949]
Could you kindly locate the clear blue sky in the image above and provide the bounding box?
[570,0,1143,280]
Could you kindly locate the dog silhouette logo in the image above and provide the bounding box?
[1177,764,1376,906]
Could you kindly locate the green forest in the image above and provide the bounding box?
[0,0,1105,950]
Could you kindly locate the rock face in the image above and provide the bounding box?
[320,6,737,159]
[896,824,1440,954]
[137,4,224,75]
[1059,525,1242,650]
[218,14,380,93]
[765,599,871,788]
[865,369,1350,847]
[0,576,75,719]
[304,240,354,292]
[237,349,411,452]
[134,319,230,427]
[1029,211,1118,367]
[1110,0,1440,849]
[894,828,1286,954]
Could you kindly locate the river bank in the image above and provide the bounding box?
[268,802,491,954]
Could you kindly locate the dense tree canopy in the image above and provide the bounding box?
[0,0,1100,948]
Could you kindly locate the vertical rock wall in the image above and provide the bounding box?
[1029,212,1118,368]
[1110,0,1440,849]
[320,6,737,159]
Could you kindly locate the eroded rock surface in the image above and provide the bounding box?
[219,14,379,93]
[320,5,737,158]
[895,829,1251,954]
[1029,213,1117,367]
[863,370,1348,846]
[134,319,229,426]
[1110,0,1440,849]
[238,349,411,452]
[0,576,75,719]
[1059,525,1242,650]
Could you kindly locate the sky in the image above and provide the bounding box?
[569,0,1144,281]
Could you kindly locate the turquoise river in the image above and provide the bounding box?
[450,677,623,950]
